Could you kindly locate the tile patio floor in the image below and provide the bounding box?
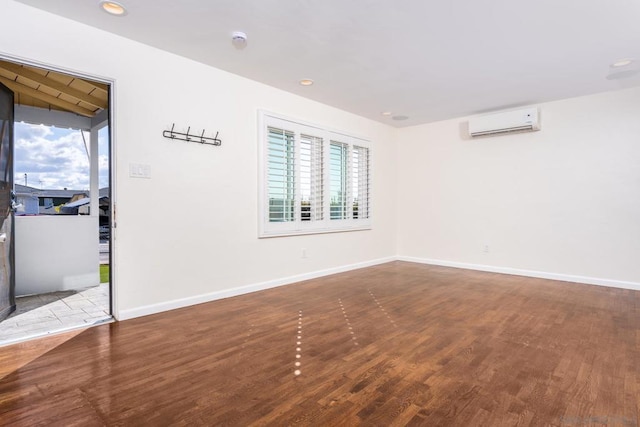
[0,283,112,346]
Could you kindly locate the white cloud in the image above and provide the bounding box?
[14,123,109,189]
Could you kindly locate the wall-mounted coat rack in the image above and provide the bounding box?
[162,124,222,146]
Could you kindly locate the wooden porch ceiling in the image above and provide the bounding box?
[0,60,108,118]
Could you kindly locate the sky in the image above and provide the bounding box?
[14,122,109,190]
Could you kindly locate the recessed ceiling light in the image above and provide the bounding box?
[611,58,634,68]
[607,58,639,80]
[299,79,314,86]
[392,115,409,121]
[100,1,127,16]
[381,111,393,116]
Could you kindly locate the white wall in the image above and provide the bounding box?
[15,216,99,295]
[0,1,397,318]
[397,87,640,286]
[3,1,637,320]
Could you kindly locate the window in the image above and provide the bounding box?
[329,141,348,220]
[259,112,372,237]
[267,127,295,223]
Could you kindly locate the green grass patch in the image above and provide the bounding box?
[100,264,110,283]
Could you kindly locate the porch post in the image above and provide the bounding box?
[89,109,108,218]
[89,126,99,217]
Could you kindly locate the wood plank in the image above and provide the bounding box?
[0,261,638,425]
[0,329,85,380]
[0,61,107,110]
[0,75,96,117]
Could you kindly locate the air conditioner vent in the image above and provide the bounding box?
[468,108,540,137]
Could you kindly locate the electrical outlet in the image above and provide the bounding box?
[301,248,307,258]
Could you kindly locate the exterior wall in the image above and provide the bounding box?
[15,216,99,295]
[15,195,38,215]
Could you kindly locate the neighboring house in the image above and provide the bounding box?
[14,185,38,215]
[13,184,103,215]
[61,194,110,216]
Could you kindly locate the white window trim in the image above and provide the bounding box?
[258,110,372,238]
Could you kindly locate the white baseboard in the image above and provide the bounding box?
[117,255,640,320]
[117,256,396,320]
[397,256,640,292]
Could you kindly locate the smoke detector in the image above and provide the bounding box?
[231,31,248,49]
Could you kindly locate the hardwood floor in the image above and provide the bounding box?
[0,261,638,426]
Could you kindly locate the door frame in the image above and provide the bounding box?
[0,53,118,319]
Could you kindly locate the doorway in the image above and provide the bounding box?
[0,58,113,345]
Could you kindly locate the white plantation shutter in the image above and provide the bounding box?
[352,145,370,219]
[300,134,324,221]
[259,111,371,237]
[329,141,349,220]
[267,126,295,223]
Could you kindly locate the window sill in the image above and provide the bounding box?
[259,223,372,238]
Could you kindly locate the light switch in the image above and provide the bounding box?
[129,163,151,178]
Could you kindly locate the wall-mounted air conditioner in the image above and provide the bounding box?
[468,107,540,137]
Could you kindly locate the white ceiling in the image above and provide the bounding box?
[16,0,640,127]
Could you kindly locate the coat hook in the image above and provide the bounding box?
[162,124,222,146]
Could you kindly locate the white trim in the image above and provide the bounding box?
[15,105,93,130]
[0,52,119,321]
[91,109,109,129]
[0,316,113,348]
[0,51,114,86]
[118,256,396,320]
[107,79,118,321]
[258,224,373,238]
[257,109,371,143]
[258,110,372,238]
[118,255,640,321]
[397,256,640,291]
